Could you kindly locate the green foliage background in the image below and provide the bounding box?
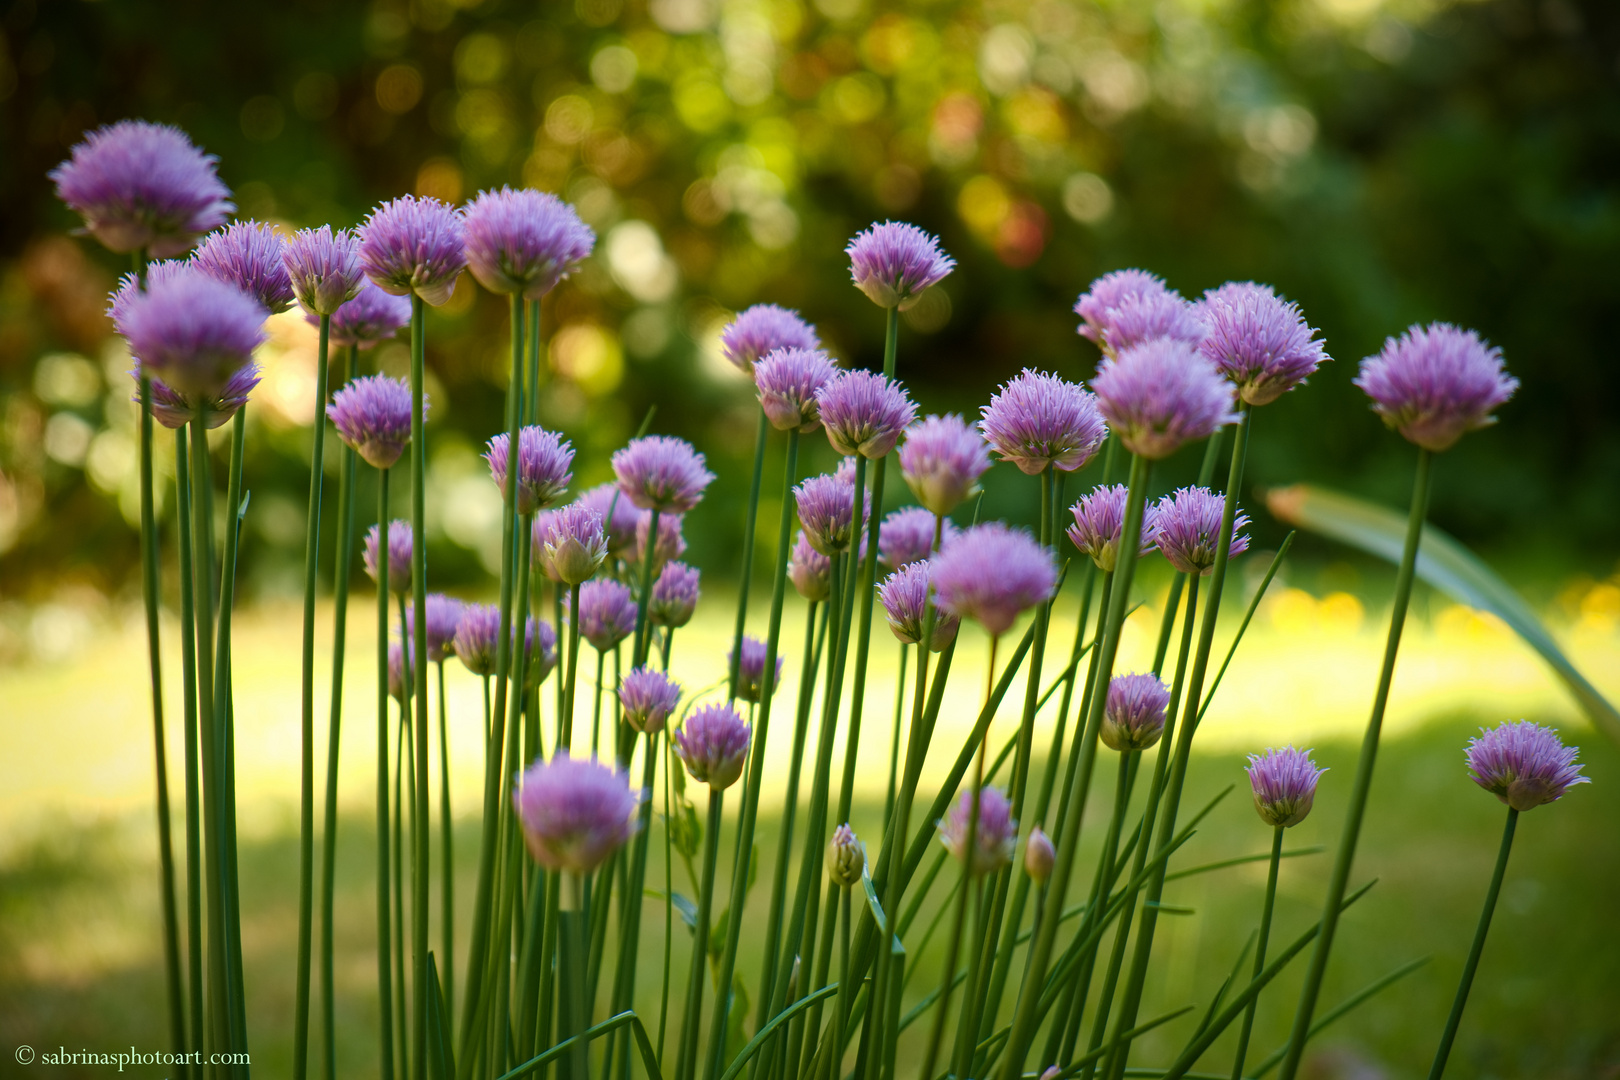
[2,0,1616,606]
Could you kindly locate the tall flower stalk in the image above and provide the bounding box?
[1277,323,1516,1080]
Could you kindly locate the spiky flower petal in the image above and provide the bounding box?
[755,347,838,433]
[193,221,295,314]
[650,561,701,628]
[817,370,916,459]
[878,561,959,652]
[578,579,637,653]
[283,225,366,317]
[485,426,575,515]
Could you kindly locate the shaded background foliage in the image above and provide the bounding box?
[2,0,1617,611]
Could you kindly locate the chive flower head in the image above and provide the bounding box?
[755,346,838,432]
[117,266,266,397]
[674,704,751,790]
[612,435,715,514]
[327,374,417,470]
[513,753,640,874]
[538,504,608,586]
[1246,746,1327,827]
[620,667,682,734]
[135,362,260,431]
[324,283,411,349]
[845,221,955,310]
[1067,484,1160,573]
[283,225,366,317]
[453,603,501,676]
[193,221,295,314]
[485,426,575,515]
[1154,486,1249,576]
[577,579,636,652]
[789,530,833,602]
[723,304,821,373]
[816,369,916,459]
[1099,289,1207,356]
[1465,721,1589,812]
[1102,673,1170,752]
[363,520,413,594]
[1091,338,1240,460]
[358,195,467,307]
[1024,826,1055,884]
[931,522,1057,636]
[878,506,956,570]
[795,462,869,556]
[827,823,866,887]
[730,635,784,703]
[463,187,594,299]
[51,120,232,257]
[631,510,687,574]
[878,561,959,652]
[1199,281,1329,406]
[979,369,1108,476]
[1074,268,1168,346]
[939,786,1017,877]
[900,413,992,516]
[574,482,641,555]
[1354,323,1518,452]
[408,593,466,663]
[650,561,701,628]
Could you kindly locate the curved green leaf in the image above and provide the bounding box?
[1267,483,1620,746]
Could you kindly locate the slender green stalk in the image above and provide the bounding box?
[1230,827,1284,1080]
[677,788,726,1080]
[559,875,591,1080]
[1088,572,1200,1077]
[319,342,360,1080]
[377,467,396,1080]
[1275,448,1432,1080]
[885,643,908,825]
[527,298,542,426]
[458,297,526,1069]
[730,408,770,700]
[752,598,827,1060]
[999,452,1151,1080]
[1429,807,1517,1079]
[437,659,455,1036]
[294,312,332,1080]
[1101,410,1253,1080]
[136,370,188,1068]
[659,733,677,1072]
[705,429,801,1080]
[1076,752,1140,1078]
[563,584,583,748]
[186,411,230,1060]
[173,425,204,1080]
[395,708,410,1077]
[410,294,433,1080]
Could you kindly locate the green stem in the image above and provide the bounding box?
[1275,447,1432,1080]
[729,408,770,700]
[885,643,908,826]
[411,293,432,1080]
[1230,827,1284,1080]
[295,314,331,1080]
[659,733,676,1073]
[633,508,662,668]
[438,659,455,1039]
[559,875,590,1080]
[173,424,204,1080]
[705,428,800,1080]
[188,409,225,1060]
[1102,409,1252,1080]
[458,296,526,1070]
[377,467,396,1080]
[563,585,582,748]
[1428,808,1517,1079]
[138,371,187,1070]
[319,342,359,1080]
[677,789,726,1080]
[998,453,1151,1080]
[1077,751,1141,1078]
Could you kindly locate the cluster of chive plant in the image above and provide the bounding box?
[53,115,1591,1080]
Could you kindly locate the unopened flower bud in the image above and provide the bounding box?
[1024,826,1055,884]
[827,823,865,887]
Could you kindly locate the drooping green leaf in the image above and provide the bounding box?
[1267,483,1620,746]
[671,892,698,933]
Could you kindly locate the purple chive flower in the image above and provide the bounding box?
[931,522,1057,636]
[118,266,267,398]
[387,640,412,702]
[574,482,641,555]
[722,304,822,373]
[1199,282,1330,406]
[1154,486,1250,576]
[1067,484,1161,573]
[674,704,751,790]
[612,435,715,514]
[363,520,413,594]
[816,369,916,459]
[323,283,412,349]
[50,120,233,257]
[453,602,501,676]
[1465,721,1589,812]
[795,465,869,556]
[538,504,608,585]
[789,530,833,602]
[530,510,565,583]
[135,362,261,430]
[979,369,1109,476]
[1246,746,1327,828]
[463,187,595,299]
[1024,825,1055,884]
[358,195,467,307]
[1099,289,1208,356]
[755,347,839,432]
[407,593,466,663]
[878,561,960,652]
[520,617,559,689]
[899,414,992,517]
[485,426,575,515]
[192,221,295,314]
[650,561,701,628]
[620,668,682,735]
[283,225,366,317]
[730,635,785,704]
[1092,338,1240,460]
[846,221,956,310]
[631,510,688,573]
[826,823,866,887]
[107,258,189,335]
[1101,673,1170,752]
[1354,323,1519,453]
[879,507,958,570]
[938,786,1018,877]
[513,752,640,874]
[578,579,637,653]
[327,375,417,470]
[1074,268,1169,346]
